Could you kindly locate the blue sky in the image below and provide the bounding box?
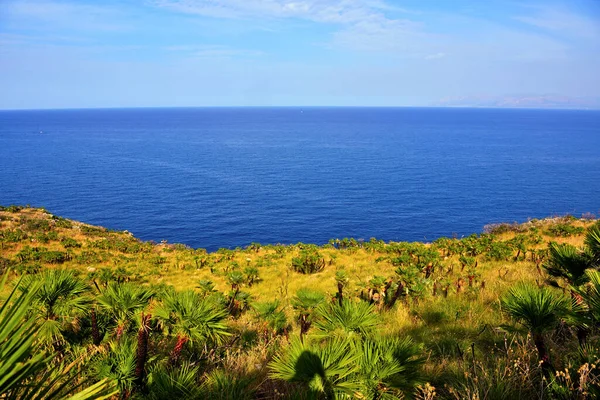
[1,0,599,108]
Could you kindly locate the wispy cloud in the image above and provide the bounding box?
[4,0,128,32]
[152,0,398,24]
[154,0,427,55]
[513,5,600,38]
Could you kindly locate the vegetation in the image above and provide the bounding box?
[1,206,600,399]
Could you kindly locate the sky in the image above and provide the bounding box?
[1,0,599,109]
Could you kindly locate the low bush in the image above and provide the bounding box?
[291,249,325,274]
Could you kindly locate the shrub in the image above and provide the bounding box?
[545,223,585,237]
[61,237,81,248]
[485,241,513,261]
[291,249,325,274]
[22,218,51,232]
[1,229,28,243]
[81,225,109,237]
[16,246,44,262]
[39,250,67,264]
[51,215,73,228]
[76,250,101,264]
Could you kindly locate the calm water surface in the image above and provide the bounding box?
[1,107,599,251]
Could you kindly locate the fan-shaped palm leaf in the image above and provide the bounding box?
[585,222,600,265]
[544,242,591,287]
[313,300,379,339]
[96,282,154,337]
[269,337,360,399]
[154,290,230,363]
[1,271,116,399]
[147,362,202,400]
[357,336,424,399]
[19,269,91,346]
[501,283,570,371]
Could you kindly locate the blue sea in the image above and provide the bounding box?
[1,107,599,251]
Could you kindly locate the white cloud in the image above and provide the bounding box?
[152,0,397,24]
[4,0,127,32]
[513,6,600,38]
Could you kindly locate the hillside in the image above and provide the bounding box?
[1,205,599,399]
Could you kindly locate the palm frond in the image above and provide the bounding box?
[313,300,379,339]
[585,222,600,265]
[543,242,591,286]
[269,337,361,399]
[501,283,570,334]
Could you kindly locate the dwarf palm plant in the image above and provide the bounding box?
[95,337,137,399]
[574,269,600,324]
[96,282,154,339]
[269,337,360,399]
[335,270,349,306]
[357,336,424,399]
[313,300,379,339]
[291,289,326,342]
[253,300,288,339]
[1,271,115,399]
[585,222,600,266]
[154,290,230,364]
[19,269,91,347]
[146,362,202,400]
[501,283,570,373]
[544,242,592,288]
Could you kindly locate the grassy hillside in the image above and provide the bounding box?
[1,205,599,399]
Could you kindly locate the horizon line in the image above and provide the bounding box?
[1,105,599,112]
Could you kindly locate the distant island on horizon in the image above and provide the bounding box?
[432,94,600,110]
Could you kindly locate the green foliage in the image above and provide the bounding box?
[544,242,591,286]
[0,271,115,399]
[269,337,361,399]
[202,369,257,400]
[501,283,570,335]
[95,338,137,396]
[585,221,600,265]
[147,362,202,399]
[485,241,513,261]
[19,269,91,345]
[97,282,155,337]
[314,300,380,339]
[253,300,288,336]
[545,223,585,237]
[22,217,51,232]
[155,290,230,347]
[1,229,28,242]
[357,336,424,398]
[51,215,73,228]
[292,249,326,274]
[244,266,259,286]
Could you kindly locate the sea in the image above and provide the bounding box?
[0,107,599,251]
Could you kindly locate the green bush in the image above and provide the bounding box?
[61,237,81,248]
[21,217,51,232]
[545,223,585,237]
[291,249,325,274]
[51,215,73,228]
[39,250,67,264]
[1,229,28,243]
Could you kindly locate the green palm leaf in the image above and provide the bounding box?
[0,271,116,399]
[269,337,361,399]
[544,242,591,287]
[313,300,379,339]
[501,283,570,335]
